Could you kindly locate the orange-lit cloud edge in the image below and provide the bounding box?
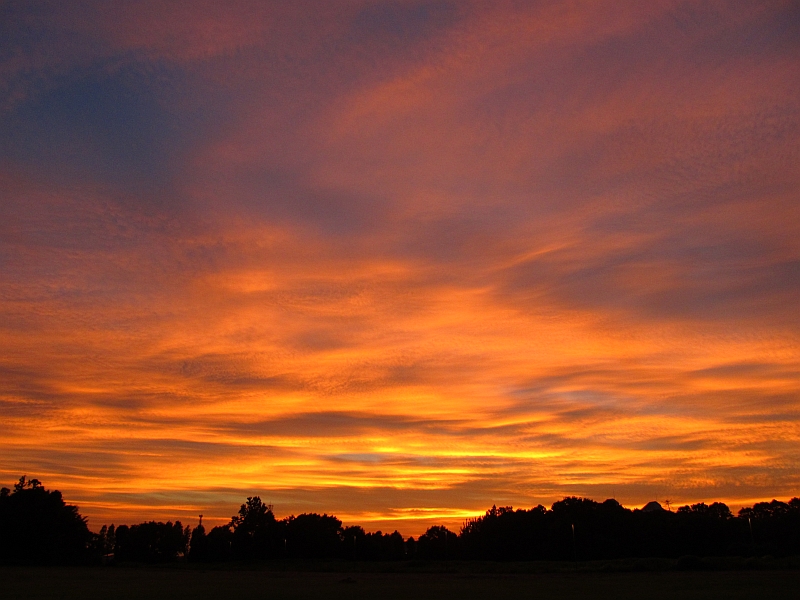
[1,1,799,536]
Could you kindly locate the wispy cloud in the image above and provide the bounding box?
[1,1,798,535]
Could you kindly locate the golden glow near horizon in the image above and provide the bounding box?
[1,2,799,535]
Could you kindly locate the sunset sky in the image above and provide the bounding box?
[1,1,799,535]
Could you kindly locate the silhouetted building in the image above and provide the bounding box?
[641,501,665,513]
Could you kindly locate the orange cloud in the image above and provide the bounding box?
[1,1,799,535]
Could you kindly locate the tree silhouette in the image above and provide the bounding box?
[114,520,189,563]
[205,525,234,561]
[460,504,549,560]
[4,477,799,564]
[341,527,406,560]
[341,525,365,560]
[739,499,800,556]
[229,496,283,558]
[0,476,91,564]
[284,513,342,559]
[189,516,208,561]
[91,523,116,559]
[417,525,458,559]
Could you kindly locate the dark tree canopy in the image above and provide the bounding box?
[284,513,342,559]
[188,519,207,562]
[229,496,282,559]
[0,476,91,565]
[205,525,234,562]
[417,525,458,559]
[5,477,799,564]
[114,520,189,563]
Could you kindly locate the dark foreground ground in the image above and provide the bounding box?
[3,561,800,600]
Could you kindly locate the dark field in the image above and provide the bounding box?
[2,563,800,600]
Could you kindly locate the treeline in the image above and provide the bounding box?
[2,476,799,565]
[458,498,800,560]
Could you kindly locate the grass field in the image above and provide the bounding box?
[2,563,800,600]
